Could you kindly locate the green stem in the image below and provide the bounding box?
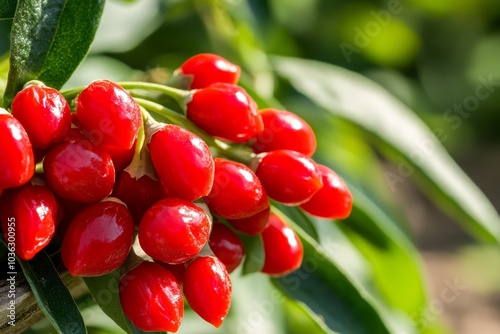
[35,162,44,174]
[60,85,85,101]
[134,98,255,164]
[118,81,192,109]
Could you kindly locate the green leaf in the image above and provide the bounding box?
[272,56,500,245]
[239,234,265,275]
[283,296,339,334]
[17,251,86,334]
[3,0,104,105]
[271,209,393,334]
[83,270,163,334]
[0,0,17,19]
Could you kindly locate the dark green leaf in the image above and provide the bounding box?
[3,0,104,105]
[0,0,17,19]
[271,209,392,334]
[83,270,164,334]
[239,234,265,275]
[273,202,319,241]
[273,56,500,245]
[17,251,86,334]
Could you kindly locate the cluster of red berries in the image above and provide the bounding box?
[0,53,352,332]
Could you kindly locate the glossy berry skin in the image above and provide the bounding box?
[227,206,270,236]
[184,256,232,327]
[61,200,134,276]
[255,150,323,205]
[113,171,165,224]
[253,108,316,156]
[148,124,214,201]
[209,222,245,273]
[186,83,263,143]
[179,53,240,89]
[205,158,268,219]
[43,140,115,203]
[261,214,303,276]
[12,85,71,149]
[139,198,210,264]
[120,261,184,332]
[300,165,353,219]
[155,261,186,285]
[0,182,58,260]
[0,110,34,189]
[76,80,141,150]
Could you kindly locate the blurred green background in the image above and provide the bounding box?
[2,0,500,333]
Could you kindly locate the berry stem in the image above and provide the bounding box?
[35,162,44,174]
[135,98,255,164]
[118,82,192,110]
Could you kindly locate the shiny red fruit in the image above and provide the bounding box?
[205,158,268,219]
[253,108,316,156]
[113,171,165,224]
[261,214,303,276]
[186,83,263,143]
[300,165,353,219]
[0,182,58,260]
[76,80,141,149]
[255,150,323,205]
[0,109,34,189]
[43,140,115,203]
[120,261,184,332]
[139,198,210,264]
[209,222,245,273]
[227,206,270,236]
[184,256,232,327]
[179,53,240,89]
[99,140,136,172]
[12,85,71,149]
[61,199,134,276]
[148,124,214,201]
[155,261,187,285]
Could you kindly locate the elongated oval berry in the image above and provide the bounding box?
[0,181,58,260]
[227,206,270,236]
[209,222,245,273]
[0,109,34,189]
[155,261,187,285]
[184,256,232,327]
[186,83,263,142]
[255,150,323,205]
[253,108,316,156]
[178,53,241,89]
[12,85,71,149]
[300,165,353,219]
[148,124,214,201]
[76,80,141,149]
[139,198,211,264]
[120,261,184,332]
[61,199,134,276]
[43,140,115,203]
[205,158,268,219]
[261,214,303,276]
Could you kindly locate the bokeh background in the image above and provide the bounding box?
[2,0,500,333]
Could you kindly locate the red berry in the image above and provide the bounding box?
[99,140,136,173]
[205,158,269,219]
[43,140,115,203]
[120,261,184,332]
[155,261,187,285]
[0,181,58,260]
[76,80,141,150]
[227,206,270,236]
[300,165,353,219]
[179,53,240,89]
[113,171,165,224]
[61,199,134,276]
[209,222,245,273]
[11,85,71,149]
[184,256,232,327]
[186,83,263,143]
[139,198,210,264]
[148,124,214,201]
[261,214,303,276]
[0,109,34,189]
[253,108,316,156]
[255,150,323,205]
